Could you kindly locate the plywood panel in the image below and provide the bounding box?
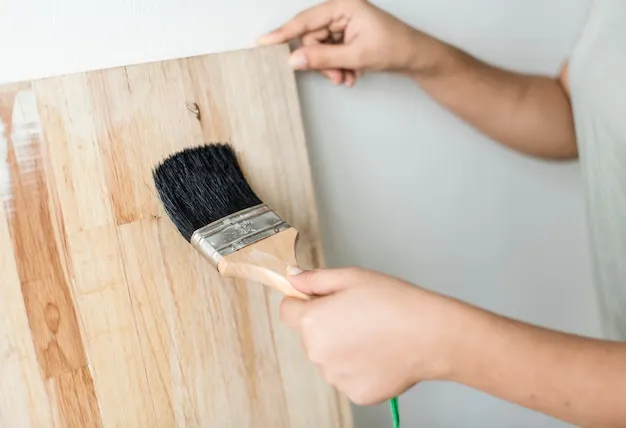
[0,45,352,427]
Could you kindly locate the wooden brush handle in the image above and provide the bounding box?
[217,228,311,300]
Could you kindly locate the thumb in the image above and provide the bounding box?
[289,45,360,71]
[287,267,358,296]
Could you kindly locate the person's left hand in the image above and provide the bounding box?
[280,267,465,405]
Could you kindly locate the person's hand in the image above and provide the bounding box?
[280,267,466,405]
[257,0,446,87]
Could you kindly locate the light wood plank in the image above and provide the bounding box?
[34,75,115,235]
[50,367,101,428]
[0,44,352,427]
[5,88,86,377]
[152,218,293,426]
[179,54,233,142]
[0,86,101,428]
[213,45,345,428]
[116,219,176,425]
[0,183,54,428]
[68,225,157,428]
[88,61,203,225]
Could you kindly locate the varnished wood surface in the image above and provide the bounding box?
[0,45,352,428]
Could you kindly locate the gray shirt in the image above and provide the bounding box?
[570,0,626,341]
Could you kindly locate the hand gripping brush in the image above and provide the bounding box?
[152,143,400,427]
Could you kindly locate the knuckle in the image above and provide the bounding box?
[305,344,322,364]
[300,319,318,356]
[349,390,375,406]
[300,310,316,330]
[304,338,329,364]
[304,338,319,361]
[278,299,290,321]
[321,367,338,386]
[305,49,325,68]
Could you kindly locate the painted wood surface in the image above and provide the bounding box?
[0,45,352,428]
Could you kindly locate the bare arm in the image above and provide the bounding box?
[281,267,626,428]
[412,44,577,158]
[258,0,577,159]
[450,301,626,427]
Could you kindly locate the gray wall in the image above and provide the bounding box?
[0,1,600,426]
[297,1,600,427]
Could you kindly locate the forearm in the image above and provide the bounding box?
[409,39,577,158]
[448,302,626,427]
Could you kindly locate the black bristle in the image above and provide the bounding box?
[152,143,262,241]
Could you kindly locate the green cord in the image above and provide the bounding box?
[389,396,400,428]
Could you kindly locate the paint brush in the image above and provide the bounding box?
[153,143,401,426]
[152,143,309,300]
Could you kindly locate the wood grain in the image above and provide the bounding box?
[0,188,55,428]
[0,45,352,427]
[4,88,86,378]
[0,85,102,428]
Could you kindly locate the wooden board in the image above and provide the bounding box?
[0,44,352,428]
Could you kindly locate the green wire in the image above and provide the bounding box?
[389,396,400,428]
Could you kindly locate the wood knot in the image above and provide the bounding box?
[186,102,201,121]
[44,303,61,333]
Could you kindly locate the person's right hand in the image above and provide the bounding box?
[279,267,463,405]
[256,0,446,87]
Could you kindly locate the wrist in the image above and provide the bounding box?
[405,32,461,79]
[408,290,485,383]
[444,301,498,385]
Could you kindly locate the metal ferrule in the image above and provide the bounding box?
[190,204,290,268]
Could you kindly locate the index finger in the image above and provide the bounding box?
[279,297,309,330]
[257,2,339,45]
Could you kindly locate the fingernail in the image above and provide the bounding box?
[287,266,303,276]
[289,52,307,69]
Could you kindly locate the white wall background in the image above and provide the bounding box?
[0,1,599,427]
